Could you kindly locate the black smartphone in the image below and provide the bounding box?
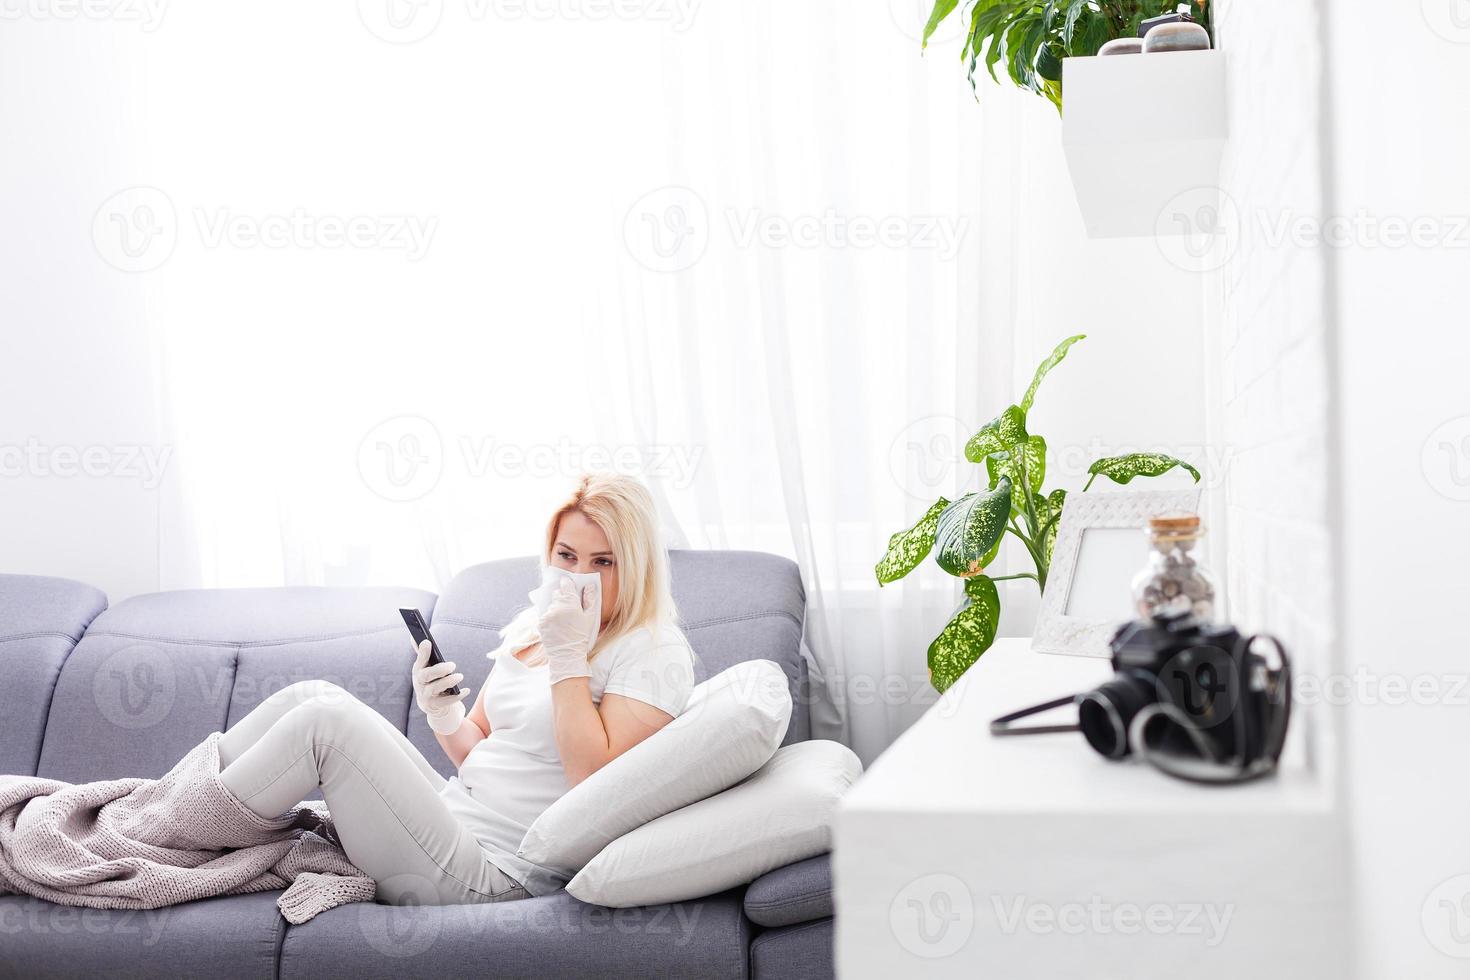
[399,608,461,696]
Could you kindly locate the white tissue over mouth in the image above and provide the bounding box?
[527,565,603,650]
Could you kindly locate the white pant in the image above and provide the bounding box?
[217,680,528,906]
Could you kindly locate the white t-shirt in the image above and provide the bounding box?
[438,610,696,896]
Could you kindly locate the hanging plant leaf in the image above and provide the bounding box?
[964,2,1019,95]
[1019,333,1085,418]
[1084,453,1202,490]
[921,0,959,49]
[928,575,1001,692]
[923,1,1211,105]
[1039,77,1062,111]
[875,498,950,585]
[964,405,1027,463]
[1036,42,1063,83]
[1061,0,1087,45]
[934,478,1012,577]
[982,2,1027,85]
[1006,13,1047,93]
[1075,8,1112,56]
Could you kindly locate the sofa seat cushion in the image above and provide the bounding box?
[743,853,832,928]
[0,574,107,777]
[278,886,751,980]
[750,918,834,980]
[0,890,286,980]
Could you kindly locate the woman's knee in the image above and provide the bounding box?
[291,689,378,736]
[274,679,351,707]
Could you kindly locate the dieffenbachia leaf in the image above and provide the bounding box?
[927,574,1000,692]
[875,497,949,585]
[1019,334,1085,418]
[963,405,1027,463]
[1084,454,1201,491]
[985,434,1047,499]
[921,0,958,49]
[934,478,1012,577]
[1032,487,1066,562]
[980,525,1004,569]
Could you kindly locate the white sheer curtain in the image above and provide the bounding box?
[140,1,1040,763]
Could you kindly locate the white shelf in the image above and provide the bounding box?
[832,637,1349,979]
[1062,49,1227,238]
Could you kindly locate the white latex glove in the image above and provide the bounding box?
[538,577,599,685]
[528,567,602,650]
[412,640,471,735]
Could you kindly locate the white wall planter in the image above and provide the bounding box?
[1062,49,1226,238]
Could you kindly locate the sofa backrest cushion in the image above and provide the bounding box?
[416,549,809,775]
[0,575,108,777]
[18,549,808,784]
[34,586,436,782]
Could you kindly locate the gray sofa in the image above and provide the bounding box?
[0,551,835,980]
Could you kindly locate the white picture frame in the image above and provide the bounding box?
[1031,487,1203,658]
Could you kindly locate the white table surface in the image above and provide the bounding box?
[832,637,1349,979]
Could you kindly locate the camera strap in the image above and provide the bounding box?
[988,694,1083,736]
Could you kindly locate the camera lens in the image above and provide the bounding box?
[1079,673,1156,758]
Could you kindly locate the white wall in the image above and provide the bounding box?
[1214,0,1470,973]
[1210,0,1341,771]
[1325,2,1470,975]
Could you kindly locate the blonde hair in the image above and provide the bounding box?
[541,472,676,660]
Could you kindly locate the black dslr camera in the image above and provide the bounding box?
[993,618,1292,784]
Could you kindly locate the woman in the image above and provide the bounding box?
[215,473,697,905]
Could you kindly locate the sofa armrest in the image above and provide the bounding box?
[743,853,832,928]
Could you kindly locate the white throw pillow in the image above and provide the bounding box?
[517,658,793,877]
[565,739,861,908]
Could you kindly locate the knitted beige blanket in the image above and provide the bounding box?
[0,733,375,923]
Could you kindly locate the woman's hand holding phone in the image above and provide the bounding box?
[413,640,471,734]
[538,578,598,685]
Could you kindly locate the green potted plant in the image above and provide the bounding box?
[921,0,1212,110]
[874,335,1200,691]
